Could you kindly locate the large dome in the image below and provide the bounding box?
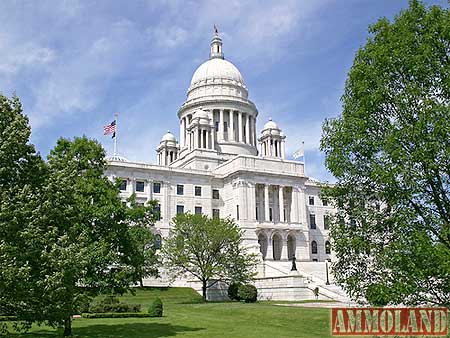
[190,58,245,87]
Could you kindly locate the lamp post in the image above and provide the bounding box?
[325,260,330,285]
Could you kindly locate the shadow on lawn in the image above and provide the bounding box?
[13,323,205,338]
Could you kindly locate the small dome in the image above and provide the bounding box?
[194,109,209,119]
[263,118,280,131]
[161,131,176,142]
[191,58,245,87]
[106,155,129,162]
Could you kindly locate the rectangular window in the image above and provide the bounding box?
[212,189,220,199]
[176,205,184,215]
[236,205,239,220]
[215,121,219,131]
[256,206,259,221]
[224,121,228,132]
[195,206,202,215]
[309,196,315,205]
[195,186,202,196]
[153,182,161,194]
[212,208,220,219]
[269,208,273,222]
[324,215,330,230]
[136,181,145,192]
[310,214,316,229]
[154,204,161,220]
[177,184,184,195]
[119,179,127,191]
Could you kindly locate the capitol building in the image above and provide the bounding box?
[106,31,345,301]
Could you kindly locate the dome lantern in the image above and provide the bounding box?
[210,25,224,60]
[259,118,286,159]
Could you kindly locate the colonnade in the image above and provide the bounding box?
[179,109,257,150]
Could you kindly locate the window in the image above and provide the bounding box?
[224,121,228,132]
[177,184,184,195]
[176,205,184,215]
[195,206,202,215]
[154,204,161,220]
[215,121,219,131]
[212,209,220,219]
[322,198,328,207]
[212,189,219,199]
[310,214,316,229]
[324,215,330,230]
[325,241,331,255]
[256,206,259,221]
[154,234,162,250]
[269,208,273,222]
[311,240,318,254]
[119,179,127,191]
[236,205,239,220]
[153,182,161,194]
[195,186,202,196]
[309,196,315,205]
[136,181,145,192]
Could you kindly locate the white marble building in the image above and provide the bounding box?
[106,31,336,294]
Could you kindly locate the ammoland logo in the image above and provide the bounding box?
[331,307,448,336]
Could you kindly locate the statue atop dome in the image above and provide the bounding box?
[214,24,219,36]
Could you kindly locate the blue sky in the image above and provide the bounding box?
[1,0,447,182]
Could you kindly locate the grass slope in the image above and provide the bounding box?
[9,287,349,338]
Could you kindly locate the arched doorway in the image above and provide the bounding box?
[258,233,268,259]
[287,234,296,260]
[272,233,282,260]
[311,240,318,254]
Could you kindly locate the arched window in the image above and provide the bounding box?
[154,234,162,250]
[287,234,296,260]
[272,233,282,260]
[325,241,331,255]
[258,233,268,259]
[311,240,318,254]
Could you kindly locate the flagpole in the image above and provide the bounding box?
[302,141,305,174]
[113,112,118,156]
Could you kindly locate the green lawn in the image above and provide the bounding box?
[5,287,357,338]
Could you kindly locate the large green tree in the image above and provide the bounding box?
[162,213,257,301]
[320,1,449,306]
[0,94,46,333]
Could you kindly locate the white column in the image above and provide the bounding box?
[264,184,270,222]
[229,110,234,141]
[247,183,256,221]
[211,129,216,149]
[299,188,307,225]
[290,186,299,223]
[281,140,286,159]
[180,118,185,147]
[279,186,284,222]
[245,114,250,144]
[147,179,153,201]
[281,235,288,260]
[238,111,243,142]
[253,118,257,146]
[219,109,224,141]
[194,129,199,148]
[267,233,273,260]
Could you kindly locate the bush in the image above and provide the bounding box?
[238,284,257,303]
[148,298,163,317]
[89,296,141,313]
[227,282,242,301]
[82,313,152,319]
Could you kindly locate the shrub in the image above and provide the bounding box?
[238,284,257,303]
[227,282,242,301]
[82,313,152,319]
[89,296,141,313]
[148,298,163,317]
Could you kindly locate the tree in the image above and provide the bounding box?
[320,1,450,306]
[127,195,160,287]
[162,213,257,301]
[0,94,47,333]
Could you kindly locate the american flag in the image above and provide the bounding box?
[103,120,116,138]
